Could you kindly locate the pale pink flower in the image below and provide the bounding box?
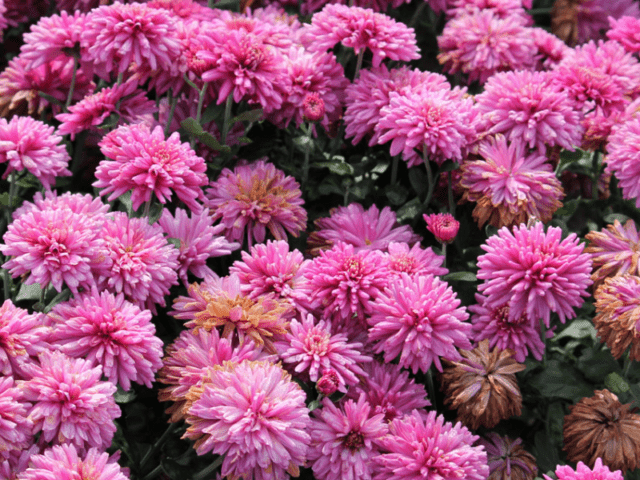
[424,213,460,244]
[12,191,109,220]
[446,0,530,19]
[608,16,640,54]
[0,376,33,462]
[605,114,640,208]
[545,458,623,480]
[384,242,448,278]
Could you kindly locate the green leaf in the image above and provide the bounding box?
[308,400,320,412]
[438,160,459,173]
[312,161,354,176]
[118,191,134,216]
[408,167,426,196]
[180,118,230,152]
[396,197,422,222]
[529,359,593,401]
[554,198,580,218]
[577,347,621,383]
[166,237,181,249]
[385,184,409,206]
[231,108,263,124]
[292,136,313,152]
[605,372,630,394]
[552,319,597,342]
[114,386,137,404]
[443,271,477,282]
[16,282,43,302]
[200,102,223,125]
[603,213,631,225]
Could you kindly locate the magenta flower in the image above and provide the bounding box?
[384,241,448,278]
[99,212,179,313]
[368,273,472,373]
[424,213,460,244]
[184,360,311,480]
[572,0,640,45]
[608,16,640,54]
[374,410,489,480]
[307,202,420,255]
[0,376,33,462]
[17,444,129,480]
[477,222,592,327]
[605,115,640,208]
[300,4,420,67]
[94,123,208,213]
[158,208,240,286]
[47,291,164,391]
[307,395,388,480]
[275,314,372,391]
[12,191,109,220]
[532,27,571,70]
[205,159,307,247]
[20,351,120,451]
[545,458,623,480]
[0,116,70,189]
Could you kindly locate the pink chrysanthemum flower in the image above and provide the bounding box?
[470,294,546,363]
[1,207,107,294]
[94,123,207,212]
[0,300,48,380]
[18,444,129,480]
[307,203,420,255]
[376,87,477,166]
[205,159,307,247]
[46,291,164,391]
[368,273,472,373]
[307,395,388,480]
[532,27,571,71]
[56,81,157,140]
[545,458,623,480]
[147,0,219,23]
[20,351,120,451]
[608,16,640,54]
[437,9,535,84]
[300,4,419,67]
[184,360,311,480]
[99,212,179,313]
[303,242,389,328]
[446,0,530,19]
[424,213,460,244]
[275,314,372,392]
[0,116,70,189]
[605,115,640,208]
[384,242,448,278]
[12,191,109,220]
[475,71,583,153]
[0,1,6,39]
[477,222,592,327]
[81,3,181,78]
[571,0,640,45]
[0,376,32,462]
[460,135,565,229]
[374,410,489,480]
[157,328,268,422]
[229,240,310,312]
[347,360,430,423]
[158,208,240,286]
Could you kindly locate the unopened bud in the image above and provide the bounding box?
[303,93,325,122]
[424,213,460,244]
[316,369,339,396]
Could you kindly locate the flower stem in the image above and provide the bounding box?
[193,456,224,480]
[141,465,163,480]
[391,155,399,185]
[71,131,88,176]
[164,89,178,138]
[143,199,152,219]
[65,58,78,110]
[447,170,455,215]
[592,150,601,200]
[442,243,447,269]
[196,83,209,125]
[140,422,180,473]
[221,94,233,145]
[2,267,11,302]
[423,149,435,207]
[354,49,365,80]
[5,171,17,225]
[425,368,438,412]
[409,1,427,28]
[302,123,312,186]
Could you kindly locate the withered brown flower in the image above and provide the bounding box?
[440,339,526,430]
[479,433,538,480]
[564,389,640,473]
[551,0,580,46]
[593,275,640,360]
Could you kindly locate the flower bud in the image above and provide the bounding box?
[303,93,325,122]
[316,369,339,396]
[423,213,459,244]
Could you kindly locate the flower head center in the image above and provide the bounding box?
[343,430,364,451]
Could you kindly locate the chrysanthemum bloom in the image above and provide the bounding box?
[585,219,640,289]
[56,81,157,140]
[384,241,448,278]
[592,275,640,360]
[17,444,129,480]
[376,87,477,167]
[475,71,583,154]
[477,223,592,327]
[184,360,311,480]
[446,0,530,19]
[532,27,571,71]
[479,433,538,480]
[12,191,109,220]
[307,395,388,480]
[604,115,640,208]
[1,207,107,294]
[347,360,430,423]
[546,458,623,480]
[470,294,545,363]
[608,16,640,54]
[157,328,267,422]
[437,9,536,84]
[94,123,208,212]
[0,376,33,462]
[205,159,307,247]
[424,213,460,244]
[374,410,489,480]
[99,212,179,313]
[460,136,565,229]
[80,2,181,79]
[159,208,240,287]
[563,389,640,473]
[440,339,525,430]
[20,351,120,451]
[46,291,164,391]
[275,314,372,392]
[300,4,420,67]
[0,300,48,380]
[0,116,70,189]
[302,93,325,122]
[307,203,420,255]
[368,273,472,373]
[230,240,310,312]
[171,274,291,353]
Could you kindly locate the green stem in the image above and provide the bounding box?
[592,150,601,200]
[423,150,435,208]
[527,7,553,15]
[447,170,455,215]
[221,93,233,145]
[5,171,17,225]
[391,156,399,185]
[143,199,152,218]
[193,456,224,480]
[302,123,311,186]
[442,243,447,269]
[71,131,88,176]
[65,58,78,110]
[409,1,427,28]
[623,353,632,378]
[3,267,11,302]
[425,368,438,412]
[353,49,365,81]
[164,89,178,138]
[196,83,209,125]
[140,422,180,472]
[116,71,124,86]
[142,465,163,480]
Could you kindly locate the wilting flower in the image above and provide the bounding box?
[480,433,538,480]
[307,395,388,480]
[205,159,307,247]
[605,115,640,208]
[546,458,623,480]
[440,339,526,430]
[477,222,592,327]
[374,410,489,480]
[0,376,32,462]
[383,241,448,278]
[307,203,420,255]
[424,213,460,244]
[563,389,640,473]
[184,360,311,480]
[368,273,472,373]
[585,219,640,289]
